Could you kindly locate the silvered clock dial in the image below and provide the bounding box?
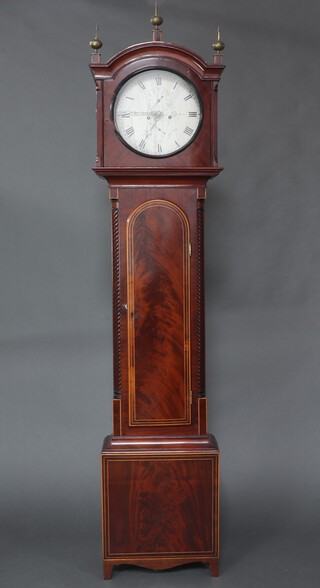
[113,68,202,157]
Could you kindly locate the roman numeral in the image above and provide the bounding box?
[139,139,146,149]
[158,144,162,153]
[126,96,134,100]
[184,94,192,101]
[184,126,194,136]
[173,82,178,89]
[125,126,135,137]
[175,141,180,148]
[156,76,162,86]
[138,81,146,89]
[189,112,197,117]
[120,112,130,118]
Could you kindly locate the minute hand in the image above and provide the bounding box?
[130,108,163,116]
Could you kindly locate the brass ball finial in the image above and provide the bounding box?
[151,1,163,28]
[90,24,103,52]
[212,26,225,53]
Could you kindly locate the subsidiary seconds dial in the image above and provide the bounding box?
[113,69,202,157]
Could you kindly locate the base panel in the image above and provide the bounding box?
[101,435,220,579]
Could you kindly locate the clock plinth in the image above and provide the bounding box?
[101,435,219,579]
[90,33,224,580]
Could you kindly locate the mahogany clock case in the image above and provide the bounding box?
[90,42,224,176]
[2,0,319,587]
[90,37,224,579]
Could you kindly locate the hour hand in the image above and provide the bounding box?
[117,111,151,117]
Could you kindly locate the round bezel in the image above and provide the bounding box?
[111,68,203,158]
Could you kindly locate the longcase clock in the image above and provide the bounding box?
[89,7,225,580]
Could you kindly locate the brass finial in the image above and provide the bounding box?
[212,26,225,53]
[151,1,163,28]
[89,24,103,52]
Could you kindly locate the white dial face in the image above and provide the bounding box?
[113,69,202,157]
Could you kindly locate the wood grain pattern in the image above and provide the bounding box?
[101,435,219,577]
[90,39,224,579]
[127,200,191,426]
[111,186,200,437]
[107,458,215,555]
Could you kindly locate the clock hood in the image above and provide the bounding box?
[90,41,224,83]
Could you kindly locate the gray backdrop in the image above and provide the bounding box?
[1,0,319,586]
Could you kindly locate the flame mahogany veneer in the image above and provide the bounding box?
[90,40,224,580]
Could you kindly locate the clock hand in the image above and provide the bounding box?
[117,110,164,117]
[145,120,158,138]
[154,125,166,135]
[132,112,154,116]
[144,117,166,138]
[150,95,164,110]
[144,118,166,140]
[117,111,151,116]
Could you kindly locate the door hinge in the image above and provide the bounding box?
[188,243,192,257]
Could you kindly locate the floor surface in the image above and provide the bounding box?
[1,524,318,588]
